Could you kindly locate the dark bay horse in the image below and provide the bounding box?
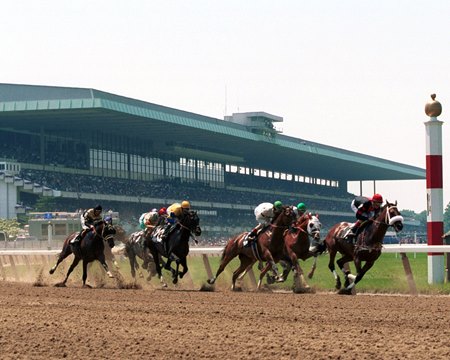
[207,206,296,290]
[278,213,322,291]
[49,220,117,287]
[325,200,404,295]
[144,210,201,286]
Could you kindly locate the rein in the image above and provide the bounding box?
[371,205,404,228]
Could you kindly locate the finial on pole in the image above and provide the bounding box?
[425,93,442,117]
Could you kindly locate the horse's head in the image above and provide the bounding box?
[307,214,322,241]
[183,210,201,236]
[378,200,404,233]
[101,221,117,248]
[276,205,297,227]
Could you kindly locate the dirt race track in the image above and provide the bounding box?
[0,279,449,360]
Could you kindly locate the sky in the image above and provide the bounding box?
[1,1,449,213]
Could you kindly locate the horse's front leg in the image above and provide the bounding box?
[82,261,90,287]
[98,254,114,278]
[349,260,374,289]
[172,260,180,284]
[149,248,166,287]
[178,257,188,279]
[307,254,318,279]
[257,253,278,290]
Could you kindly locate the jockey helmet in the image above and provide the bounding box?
[149,212,158,222]
[94,205,102,212]
[371,194,383,203]
[181,200,190,209]
[158,207,167,216]
[104,216,113,224]
[273,201,282,209]
[297,202,306,211]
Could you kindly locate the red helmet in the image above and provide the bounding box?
[158,207,167,216]
[371,194,383,203]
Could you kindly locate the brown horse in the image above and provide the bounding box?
[207,205,296,290]
[49,220,117,287]
[324,200,404,295]
[280,213,322,291]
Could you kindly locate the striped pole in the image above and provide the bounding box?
[424,94,444,284]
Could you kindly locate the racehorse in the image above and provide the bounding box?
[324,200,404,295]
[207,205,296,290]
[103,224,127,269]
[144,210,201,286]
[277,213,322,291]
[124,230,157,280]
[49,220,117,287]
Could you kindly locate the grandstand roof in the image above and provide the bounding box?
[0,83,425,181]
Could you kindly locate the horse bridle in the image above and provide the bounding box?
[372,204,404,228]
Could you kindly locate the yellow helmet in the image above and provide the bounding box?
[181,200,191,209]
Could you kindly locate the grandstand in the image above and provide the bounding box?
[0,83,425,242]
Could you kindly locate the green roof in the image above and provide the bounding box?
[0,83,425,181]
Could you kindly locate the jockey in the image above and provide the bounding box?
[246,201,283,243]
[70,205,103,245]
[139,208,159,234]
[296,202,307,218]
[347,194,383,238]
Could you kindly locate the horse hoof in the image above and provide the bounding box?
[49,269,54,275]
[207,279,214,285]
[338,288,353,295]
[83,284,92,289]
[307,273,313,279]
[54,282,66,288]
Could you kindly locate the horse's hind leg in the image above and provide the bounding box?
[58,257,80,286]
[231,256,255,291]
[328,249,342,290]
[207,250,237,285]
[49,245,72,275]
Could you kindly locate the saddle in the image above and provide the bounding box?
[338,225,357,245]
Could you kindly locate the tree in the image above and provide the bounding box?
[0,218,21,238]
[444,202,450,233]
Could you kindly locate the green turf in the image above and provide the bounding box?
[2,252,449,294]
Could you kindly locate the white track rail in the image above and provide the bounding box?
[1,245,450,256]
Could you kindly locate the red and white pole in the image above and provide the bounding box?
[424,94,444,284]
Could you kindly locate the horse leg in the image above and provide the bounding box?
[98,253,113,278]
[280,261,292,283]
[129,254,137,279]
[328,249,342,290]
[49,244,72,275]
[81,261,92,288]
[231,256,255,291]
[172,260,180,284]
[178,257,188,279]
[337,255,353,289]
[149,248,166,287]
[207,250,237,285]
[307,254,318,279]
[58,256,80,287]
[257,258,279,291]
